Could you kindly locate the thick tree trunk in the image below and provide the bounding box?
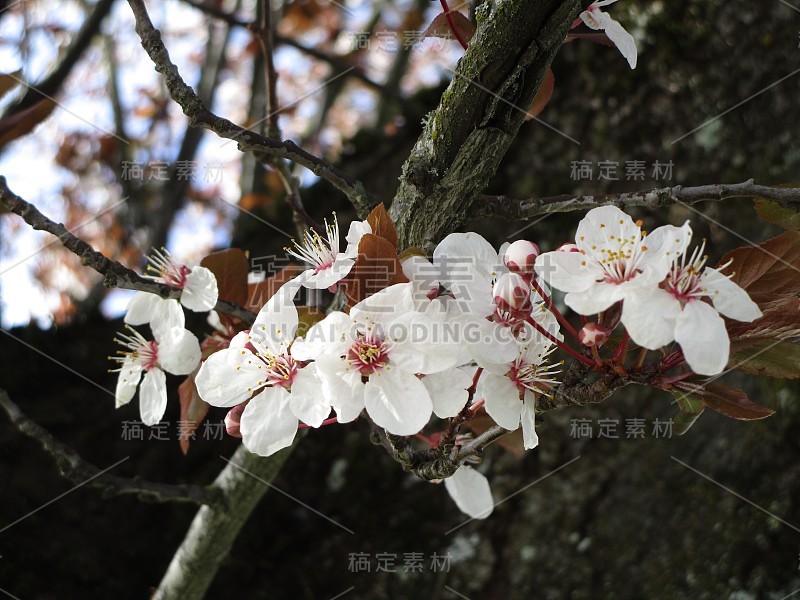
[390,0,589,249]
[153,443,296,599]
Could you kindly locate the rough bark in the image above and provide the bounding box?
[153,443,296,599]
[390,0,592,249]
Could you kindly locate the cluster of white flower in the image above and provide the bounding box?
[534,206,762,375]
[111,249,218,425]
[109,206,762,519]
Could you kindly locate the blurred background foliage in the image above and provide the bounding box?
[1,0,799,598]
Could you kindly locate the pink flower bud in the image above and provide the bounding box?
[493,272,532,317]
[225,403,246,438]
[579,322,609,347]
[556,243,581,253]
[503,240,540,275]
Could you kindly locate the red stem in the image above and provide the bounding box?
[439,0,469,50]
[298,416,339,429]
[526,316,595,367]
[530,276,580,340]
[612,328,630,364]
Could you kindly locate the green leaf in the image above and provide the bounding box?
[670,389,705,435]
[728,339,800,379]
[754,198,800,231]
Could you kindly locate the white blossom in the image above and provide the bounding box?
[623,241,762,375]
[111,305,201,426]
[444,466,494,519]
[580,0,637,69]
[292,283,461,435]
[125,248,218,331]
[195,276,330,456]
[286,214,370,290]
[534,206,692,334]
[476,338,561,450]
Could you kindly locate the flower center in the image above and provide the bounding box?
[508,349,561,396]
[263,353,298,389]
[286,215,340,272]
[662,241,711,304]
[111,326,159,371]
[146,248,190,288]
[347,336,390,375]
[583,219,649,284]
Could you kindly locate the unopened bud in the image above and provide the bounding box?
[556,243,581,253]
[225,403,246,438]
[503,240,540,275]
[493,272,532,317]
[579,322,609,347]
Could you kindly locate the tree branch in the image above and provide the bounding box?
[473,179,800,220]
[0,176,258,325]
[0,390,222,507]
[368,358,645,481]
[126,0,378,215]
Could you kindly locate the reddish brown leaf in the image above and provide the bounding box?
[728,339,800,379]
[178,370,210,455]
[0,70,21,101]
[246,264,304,312]
[342,233,407,307]
[421,11,476,44]
[719,231,800,311]
[366,203,399,250]
[0,98,56,150]
[689,383,775,421]
[525,69,555,121]
[201,248,249,307]
[727,298,800,344]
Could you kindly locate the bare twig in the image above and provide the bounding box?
[127,0,378,215]
[0,177,258,325]
[474,180,800,220]
[0,390,222,507]
[0,0,115,120]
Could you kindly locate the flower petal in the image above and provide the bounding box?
[598,12,637,68]
[564,282,622,315]
[534,251,599,294]
[702,268,762,322]
[195,347,265,408]
[139,368,168,426]
[675,300,730,376]
[477,372,522,431]
[350,282,416,328]
[157,327,201,375]
[288,364,331,427]
[521,393,539,450]
[115,356,142,408]
[622,287,680,349]
[444,466,494,519]
[251,274,307,355]
[423,368,473,419]
[364,368,432,435]
[124,292,164,326]
[240,387,298,457]
[181,266,219,312]
[291,311,354,361]
[150,299,186,338]
[315,354,365,423]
